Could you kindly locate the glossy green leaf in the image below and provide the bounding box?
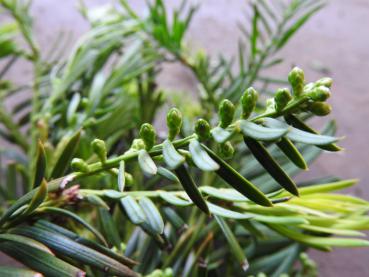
[240,120,288,141]
[157,166,179,182]
[0,267,42,277]
[118,160,125,192]
[97,208,122,249]
[50,130,81,178]
[162,139,185,169]
[252,214,308,225]
[215,215,249,271]
[244,137,299,196]
[85,194,109,210]
[174,164,210,214]
[202,144,272,207]
[276,137,308,170]
[200,186,247,202]
[161,207,187,232]
[35,220,137,268]
[282,116,341,148]
[189,139,219,171]
[138,149,157,176]
[208,202,251,219]
[0,240,84,277]
[120,195,146,225]
[211,126,233,143]
[299,225,365,237]
[285,179,358,197]
[159,191,192,206]
[32,141,47,188]
[270,224,369,249]
[11,226,138,277]
[139,197,164,235]
[0,233,52,254]
[0,177,65,226]
[24,179,48,215]
[38,207,107,246]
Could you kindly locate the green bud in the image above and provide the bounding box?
[219,141,234,160]
[308,86,331,101]
[218,99,235,128]
[71,158,89,172]
[139,123,156,150]
[131,138,146,150]
[80,97,89,108]
[166,108,182,140]
[309,102,332,116]
[288,67,305,96]
[274,88,292,112]
[125,172,134,186]
[195,118,211,141]
[241,87,258,119]
[91,139,107,163]
[316,77,333,88]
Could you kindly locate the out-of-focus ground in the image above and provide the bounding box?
[2,0,369,276]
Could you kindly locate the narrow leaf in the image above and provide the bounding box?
[163,139,185,169]
[0,266,42,277]
[139,197,165,235]
[284,115,341,150]
[120,196,146,225]
[0,241,84,277]
[32,140,46,188]
[174,164,210,214]
[276,137,308,170]
[240,120,288,141]
[97,208,122,250]
[208,202,251,219]
[202,145,272,207]
[118,160,125,192]
[50,130,81,178]
[24,179,48,215]
[215,215,249,271]
[138,149,157,176]
[35,220,137,267]
[211,126,233,143]
[159,191,192,206]
[38,207,107,246]
[189,139,219,171]
[161,207,187,232]
[11,226,138,277]
[157,166,179,182]
[200,186,247,202]
[243,137,299,196]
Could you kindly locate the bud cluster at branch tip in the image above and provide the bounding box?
[195,118,211,142]
[309,102,332,116]
[91,139,107,163]
[139,123,156,150]
[218,99,235,128]
[71,158,89,173]
[288,67,305,96]
[274,88,292,112]
[166,108,183,141]
[241,87,258,119]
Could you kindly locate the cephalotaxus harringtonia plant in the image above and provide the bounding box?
[0,0,368,276]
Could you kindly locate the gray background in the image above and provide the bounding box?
[2,0,369,276]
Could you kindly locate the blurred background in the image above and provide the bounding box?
[2,0,369,275]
